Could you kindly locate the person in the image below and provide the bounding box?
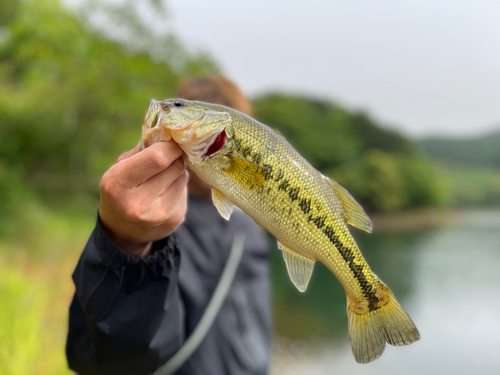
[66,76,271,375]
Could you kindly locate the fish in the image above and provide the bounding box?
[141,98,420,363]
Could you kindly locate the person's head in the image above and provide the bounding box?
[176,76,253,117]
[175,76,253,199]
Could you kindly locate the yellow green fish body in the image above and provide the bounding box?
[141,99,420,363]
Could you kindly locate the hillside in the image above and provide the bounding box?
[420,131,500,167]
[253,94,446,212]
[419,131,500,206]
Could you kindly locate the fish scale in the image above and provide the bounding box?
[141,99,420,363]
[198,110,378,306]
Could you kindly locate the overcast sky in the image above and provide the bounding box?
[167,0,500,139]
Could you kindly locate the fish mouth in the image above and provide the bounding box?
[141,99,233,161]
[141,111,228,161]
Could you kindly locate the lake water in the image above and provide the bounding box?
[269,210,500,375]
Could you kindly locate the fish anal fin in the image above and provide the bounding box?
[278,241,315,292]
[211,187,234,220]
[323,176,372,233]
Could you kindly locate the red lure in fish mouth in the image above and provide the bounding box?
[204,130,227,157]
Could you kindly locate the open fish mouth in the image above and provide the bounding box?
[141,99,232,162]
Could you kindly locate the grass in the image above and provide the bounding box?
[0,257,74,374]
[0,200,95,375]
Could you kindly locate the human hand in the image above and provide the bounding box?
[99,141,188,257]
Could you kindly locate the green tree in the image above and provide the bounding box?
[253,94,361,171]
[0,0,216,202]
[362,150,408,212]
[397,156,450,208]
[349,112,414,155]
[329,150,408,213]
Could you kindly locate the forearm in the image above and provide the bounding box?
[66,219,185,375]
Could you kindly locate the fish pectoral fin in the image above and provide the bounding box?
[323,175,373,233]
[211,188,234,220]
[224,155,266,191]
[278,241,315,292]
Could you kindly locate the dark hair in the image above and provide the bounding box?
[175,76,253,117]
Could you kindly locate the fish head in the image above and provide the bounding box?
[141,99,233,162]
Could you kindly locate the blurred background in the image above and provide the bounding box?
[1,0,500,373]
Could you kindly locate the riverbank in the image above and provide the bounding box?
[370,208,464,233]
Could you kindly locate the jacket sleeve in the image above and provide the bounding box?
[66,218,185,375]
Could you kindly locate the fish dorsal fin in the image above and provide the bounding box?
[272,128,286,139]
[323,176,372,233]
[278,241,315,292]
[211,188,234,220]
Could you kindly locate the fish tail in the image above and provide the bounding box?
[346,283,420,363]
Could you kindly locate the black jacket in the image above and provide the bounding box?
[66,197,271,375]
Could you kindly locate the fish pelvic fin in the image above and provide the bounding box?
[278,242,315,293]
[347,283,420,363]
[211,187,234,220]
[323,175,372,233]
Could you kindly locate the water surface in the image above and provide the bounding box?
[270,210,500,375]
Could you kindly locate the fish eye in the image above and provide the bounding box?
[174,100,185,108]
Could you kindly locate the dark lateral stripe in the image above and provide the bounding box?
[278,179,290,191]
[231,138,376,308]
[274,170,284,181]
[288,187,300,201]
[298,198,311,214]
[234,137,242,151]
[262,164,273,180]
[241,146,252,158]
[308,214,326,229]
[252,153,262,164]
[322,225,379,310]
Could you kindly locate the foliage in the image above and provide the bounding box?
[0,1,498,374]
[420,132,500,206]
[420,131,500,168]
[0,0,217,204]
[349,111,414,155]
[0,259,74,375]
[0,196,94,373]
[361,150,408,212]
[439,164,500,206]
[0,0,497,219]
[327,151,405,212]
[1,0,496,215]
[253,94,361,170]
[254,94,450,212]
[397,155,450,208]
[0,206,91,374]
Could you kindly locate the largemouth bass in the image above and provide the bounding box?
[141,99,420,363]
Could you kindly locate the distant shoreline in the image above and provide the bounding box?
[369,207,500,233]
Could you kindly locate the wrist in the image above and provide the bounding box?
[112,236,154,257]
[98,215,154,257]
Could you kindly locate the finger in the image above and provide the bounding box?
[117,142,141,163]
[112,141,184,188]
[137,157,186,196]
[159,170,189,213]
